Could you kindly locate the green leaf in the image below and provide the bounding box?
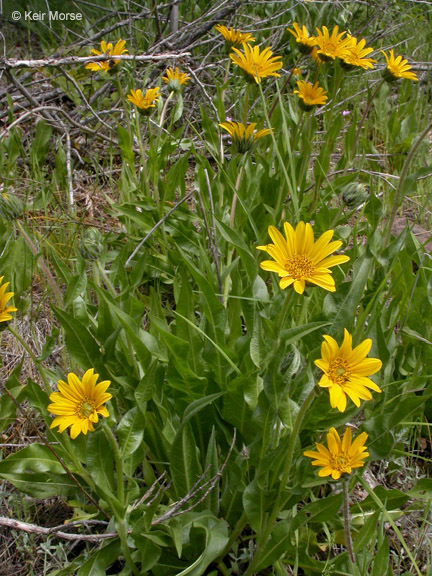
[0,360,25,432]
[170,421,202,498]
[86,431,115,493]
[243,477,273,533]
[176,515,229,576]
[255,520,292,571]
[372,537,389,576]
[77,540,121,576]
[117,406,145,458]
[353,511,379,552]
[292,493,344,531]
[53,306,102,371]
[117,125,134,167]
[323,253,373,335]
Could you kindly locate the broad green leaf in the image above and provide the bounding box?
[254,520,291,571]
[77,540,121,576]
[292,492,344,531]
[53,306,102,371]
[117,406,145,457]
[170,421,202,498]
[243,477,273,533]
[371,537,390,576]
[86,431,115,493]
[323,253,373,336]
[176,516,229,576]
[353,511,379,552]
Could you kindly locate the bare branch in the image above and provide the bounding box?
[0,52,190,70]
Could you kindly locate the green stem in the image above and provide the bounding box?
[243,83,250,124]
[384,118,432,245]
[343,477,355,563]
[351,79,384,160]
[357,475,422,576]
[134,110,149,193]
[223,164,244,306]
[116,71,131,135]
[7,326,51,395]
[215,512,248,564]
[117,519,140,576]
[15,221,63,308]
[245,387,316,575]
[103,423,125,507]
[159,90,174,130]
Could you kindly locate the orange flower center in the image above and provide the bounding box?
[77,399,95,419]
[328,358,351,386]
[284,255,315,280]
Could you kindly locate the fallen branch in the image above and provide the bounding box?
[0,52,190,70]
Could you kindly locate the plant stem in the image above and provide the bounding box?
[15,221,63,308]
[351,79,384,160]
[115,71,131,135]
[159,90,174,130]
[243,83,250,124]
[134,110,149,193]
[357,475,422,576]
[384,118,432,245]
[7,325,51,395]
[342,477,355,563]
[245,387,316,575]
[116,518,140,576]
[223,163,244,306]
[103,423,125,507]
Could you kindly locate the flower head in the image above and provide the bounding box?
[127,87,161,114]
[48,369,112,439]
[257,222,350,294]
[287,22,316,54]
[294,80,328,110]
[0,276,17,324]
[215,24,255,48]
[341,36,376,70]
[230,43,282,84]
[381,49,418,82]
[219,121,270,153]
[162,67,190,92]
[314,25,351,62]
[315,329,382,412]
[304,427,369,480]
[85,39,128,73]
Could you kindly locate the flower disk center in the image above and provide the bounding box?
[284,255,315,280]
[77,399,96,419]
[328,358,351,386]
[333,453,351,473]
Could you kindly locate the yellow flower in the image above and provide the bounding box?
[315,329,382,412]
[294,80,328,110]
[48,369,112,439]
[314,25,351,62]
[341,36,376,70]
[0,276,17,324]
[287,22,316,54]
[381,49,418,82]
[219,121,270,153]
[304,427,369,480]
[230,43,283,84]
[215,24,256,48]
[257,221,350,294]
[85,39,128,73]
[162,67,190,92]
[127,87,161,114]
